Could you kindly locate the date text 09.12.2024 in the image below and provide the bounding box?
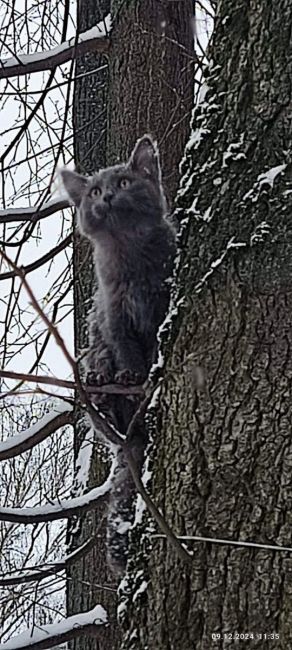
[211,633,279,641]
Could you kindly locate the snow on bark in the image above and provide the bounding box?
[242,163,287,201]
[257,164,287,188]
[73,426,95,493]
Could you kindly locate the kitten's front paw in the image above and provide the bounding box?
[114,369,144,386]
[86,370,113,386]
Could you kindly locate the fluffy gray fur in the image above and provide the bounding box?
[61,135,176,574]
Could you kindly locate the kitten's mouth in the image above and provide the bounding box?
[93,206,110,222]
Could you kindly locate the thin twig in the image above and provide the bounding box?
[0,234,72,280]
[0,369,144,397]
[152,533,292,554]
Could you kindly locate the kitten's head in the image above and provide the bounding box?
[61,135,166,240]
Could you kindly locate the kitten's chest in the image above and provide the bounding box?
[124,280,154,330]
[103,275,159,334]
[95,238,170,333]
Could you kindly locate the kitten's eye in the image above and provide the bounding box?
[90,187,101,198]
[119,178,131,189]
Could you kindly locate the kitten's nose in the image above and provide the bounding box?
[103,190,113,204]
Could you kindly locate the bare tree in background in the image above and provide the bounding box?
[0,0,210,647]
[0,0,77,641]
[66,1,112,649]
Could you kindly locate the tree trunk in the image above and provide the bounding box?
[68,1,194,648]
[108,0,194,203]
[121,1,292,648]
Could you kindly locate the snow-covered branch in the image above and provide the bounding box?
[0,17,112,80]
[0,470,113,523]
[0,198,70,224]
[0,400,74,461]
[0,605,107,649]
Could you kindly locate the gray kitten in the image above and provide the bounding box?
[61,135,176,574]
[61,135,176,388]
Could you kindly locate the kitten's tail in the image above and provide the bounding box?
[106,418,146,577]
[106,447,135,576]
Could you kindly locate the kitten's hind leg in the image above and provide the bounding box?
[85,299,115,386]
[85,338,114,385]
[85,330,114,392]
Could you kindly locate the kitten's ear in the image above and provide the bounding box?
[60,169,88,207]
[129,135,162,183]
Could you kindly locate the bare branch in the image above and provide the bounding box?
[0,536,104,587]
[88,395,193,565]
[152,533,292,554]
[0,369,144,396]
[0,64,107,96]
[0,20,111,79]
[0,234,72,280]
[0,605,107,650]
[125,447,193,566]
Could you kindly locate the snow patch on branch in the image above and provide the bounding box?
[0,399,72,455]
[0,605,107,649]
[0,194,69,216]
[1,15,112,69]
[0,464,114,522]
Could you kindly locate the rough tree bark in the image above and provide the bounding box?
[68,1,194,649]
[121,1,292,649]
[108,0,194,203]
